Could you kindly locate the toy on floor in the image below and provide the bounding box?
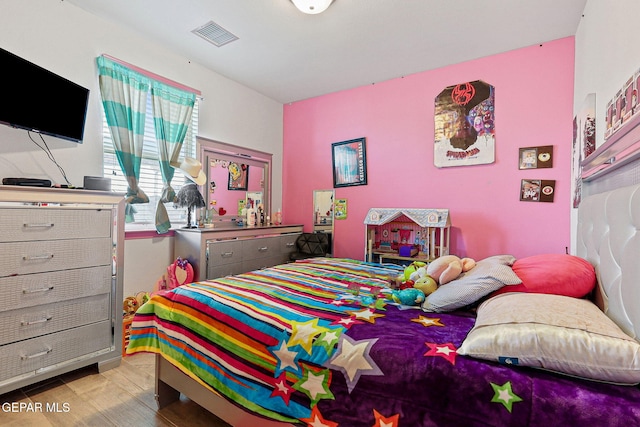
[123,291,150,316]
[123,296,139,316]
[427,255,476,285]
[153,257,194,296]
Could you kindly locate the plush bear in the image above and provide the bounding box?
[426,255,476,285]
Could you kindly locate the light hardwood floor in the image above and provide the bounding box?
[0,353,232,427]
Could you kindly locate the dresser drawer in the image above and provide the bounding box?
[206,240,243,266]
[0,266,111,312]
[242,236,279,260]
[207,261,244,280]
[0,238,112,278]
[0,208,112,243]
[242,255,286,273]
[0,320,112,383]
[280,233,300,255]
[0,293,110,346]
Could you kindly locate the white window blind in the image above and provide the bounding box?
[102,96,199,228]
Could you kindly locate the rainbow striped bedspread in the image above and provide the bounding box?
[127,258,640,427]
[127,258,405,423]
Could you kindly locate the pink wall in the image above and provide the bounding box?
[283,37,575,261]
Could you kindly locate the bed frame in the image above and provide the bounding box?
[155,354,293,426]
[155,130,640,426]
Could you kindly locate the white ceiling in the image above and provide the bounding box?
[66,0,587,104]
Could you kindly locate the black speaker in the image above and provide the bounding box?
[83,176,111,191]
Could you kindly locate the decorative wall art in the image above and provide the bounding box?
[227,162,249,190]
[572,93,596,208]
[518,145,553,169]
[520,179,556,203]
[605,68,640,140]
[334,199,348,220]
[434,80,495,167]
[332,138,367,188]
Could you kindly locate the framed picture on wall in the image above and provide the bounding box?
[518,145,553,169]
[520,179,556,202]
[332,138,367,188]
[228,162,249,190]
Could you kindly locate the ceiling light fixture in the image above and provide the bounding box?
[291,0,334,15]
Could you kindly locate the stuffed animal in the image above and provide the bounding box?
[391,288,426,306]
[123,296,138,316]
[426,255,476,285]
[404,261,427,281]
[393,261,439,296]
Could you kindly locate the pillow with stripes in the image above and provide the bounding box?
[422,254,521,312]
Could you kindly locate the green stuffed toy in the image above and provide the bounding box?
[394,261,438,297]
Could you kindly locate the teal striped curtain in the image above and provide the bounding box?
[97,56,150,222]
[151,82,196,233]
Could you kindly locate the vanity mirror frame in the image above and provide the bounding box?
[313,189,334,254]
[197,136,272,225]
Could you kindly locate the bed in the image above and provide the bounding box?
[127,140,640,426]
[127,225,640,427]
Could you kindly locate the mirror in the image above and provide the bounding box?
[313,189,334,254]
[197,136,272,227]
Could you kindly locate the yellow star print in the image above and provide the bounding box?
[411,315,444,327]
[288,318,330,354]
[346,308,385,324]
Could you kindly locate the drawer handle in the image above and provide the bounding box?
[22,254,54,261]
[221,251,234,258]
[21,316,53,326]
[21,346,52,360]
[23,223,55,229]
[23,286,55,294]
[285,242,295,248]
[258,247,269,252]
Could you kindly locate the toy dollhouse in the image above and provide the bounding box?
[364,208,450,264]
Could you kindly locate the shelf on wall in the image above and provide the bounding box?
[582,113,640,182]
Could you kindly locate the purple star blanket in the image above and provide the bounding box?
[127,258,640,426]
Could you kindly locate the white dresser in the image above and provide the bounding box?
[0,186,124,395]
[175,224,303,280]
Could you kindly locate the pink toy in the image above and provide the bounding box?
[152,257,194,297]
[427,255,476,285]
[167,257,194,289]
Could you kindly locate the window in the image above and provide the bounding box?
[102,96,199,229]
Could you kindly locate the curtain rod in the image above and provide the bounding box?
[101,54,202,96]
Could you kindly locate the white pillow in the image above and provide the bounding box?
[422,255,521,312]
[458,293,640,384]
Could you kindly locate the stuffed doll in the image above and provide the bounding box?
[426,255,476,285]
[391,288,426,306]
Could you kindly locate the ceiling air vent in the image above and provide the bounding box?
[192,20,238,47]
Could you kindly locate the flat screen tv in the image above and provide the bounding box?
[0,47,89,143]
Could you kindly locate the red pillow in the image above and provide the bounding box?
[491,254,596,298]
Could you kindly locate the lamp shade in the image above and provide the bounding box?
[175,183,206,209]
[175,183,206,228]
[291,0,333,14]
